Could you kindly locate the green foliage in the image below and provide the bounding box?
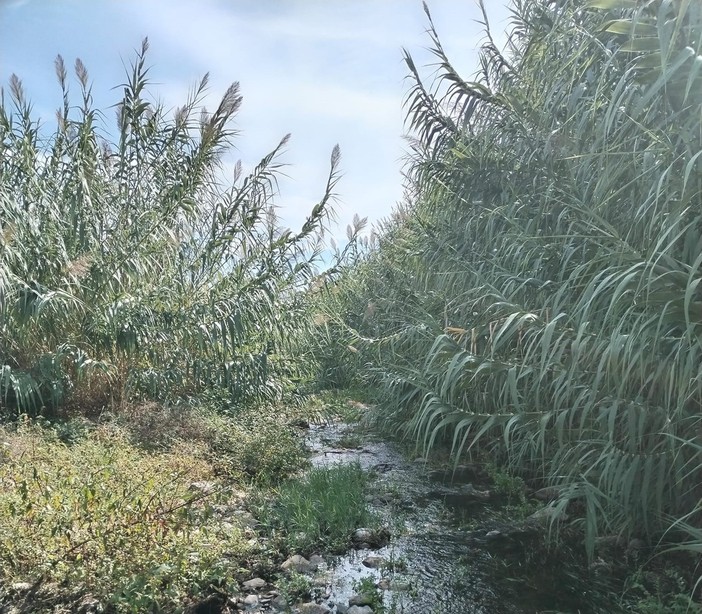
[114,399,308,485]
[0,420,251,612]
[0,41,339,416]
[623,568,699,613]
[257,462,373,554]
[323,0,702,567]
[205,406,309,484]
[352,576,385,612]
[277,571,314,605]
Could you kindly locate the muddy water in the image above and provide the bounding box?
[305,421,613,614]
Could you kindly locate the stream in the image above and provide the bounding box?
[298,419,617,614]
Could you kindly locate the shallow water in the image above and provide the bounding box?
[305,421,616,614]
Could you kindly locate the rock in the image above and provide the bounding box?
[281,554,316,574]
[242,577,267,590]
[244,594,260,607]
[589,557,614,578]
[185,594,225,614]
[37,582,61,599]
[297,604,331,614]
[77,595,103,614]
[233,510,258,529]
[289,418,310,429]
[371,462,393,473]
[271,595,288,611]
[312,577,327,588]
[309,554,325,568]
[390,580,411,591]
[353,528,374,543]
[349,593,375,606]
[336,605,350,614]
[352,527,390,549]
[627,537,646,553]
[347,607,373,614]
[485,529,502,539]
[362,556,385,569]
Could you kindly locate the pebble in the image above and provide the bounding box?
[242,577,267,590]
[282,554,316,574]
[362,556,385,568]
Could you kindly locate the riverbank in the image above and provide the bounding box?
[0,395,697,613]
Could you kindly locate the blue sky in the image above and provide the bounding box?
[1,0,511,239]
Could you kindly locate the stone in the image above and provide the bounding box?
[77,596,103,614]
[309,554,325,568]
[244,594,260,607]
[233,510,259,529]
[297,604,331,614]
[362,556,385,569]
[352,527,390,549]
[271,595,288,611]
[349,593,375,607]
[242,577,267,590]
[353,528,374,543]
[486,529,502,539]
[347,607,373,614]
[281,554,315,574]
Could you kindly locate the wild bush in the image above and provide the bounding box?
[0,420,252,612]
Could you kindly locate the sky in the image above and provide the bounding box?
[0,0,512,241]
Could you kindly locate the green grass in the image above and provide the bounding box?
[257,462,375,554]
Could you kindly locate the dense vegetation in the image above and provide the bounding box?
[326,0,702,562]
[2,0,702,610]
[0,39,339,416]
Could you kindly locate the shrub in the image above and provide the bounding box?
[0,420,252,611]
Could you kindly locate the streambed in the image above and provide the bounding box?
[297,420,615,614]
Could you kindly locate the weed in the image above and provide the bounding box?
[277,571,314,605]
[0,420,253,612]
[353,576,385,612]
[257,462,375,554]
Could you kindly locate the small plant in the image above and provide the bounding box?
[485,462,526,503]
[623,568,698,614]
[353,576,385,612]
[277,571,314,605]
[257,462,375,553]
